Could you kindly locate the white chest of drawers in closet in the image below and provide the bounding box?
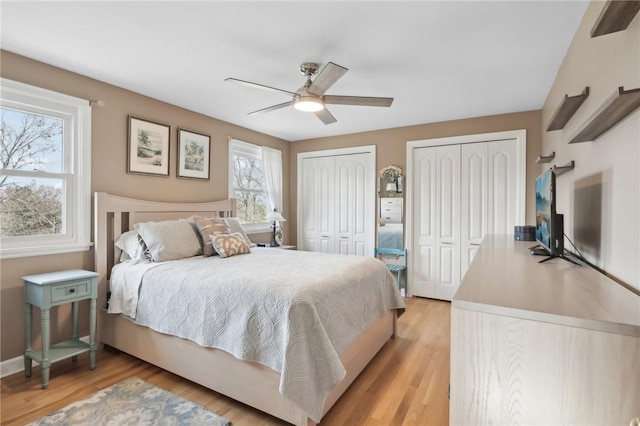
[380,198,403,223]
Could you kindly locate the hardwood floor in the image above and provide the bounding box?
[1,297,451,425]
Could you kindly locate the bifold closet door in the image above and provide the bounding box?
[334,153,372,256]
[460,139,520,272]
[414,139,520,300]
[300,156,335,253]
[487,139,519,235]
[300,152,373,256]
[460,142,488,274]
[412,144,461,300]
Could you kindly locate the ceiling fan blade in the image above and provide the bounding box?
[324,95,393,107]
[314,108,337,125]
[247,101,293,116]
[225,78,297,97]
[324,95,394,107]
[307,62,348,96]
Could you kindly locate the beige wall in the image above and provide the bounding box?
[541,2,639,291]
[0,50,290,361]
[288,110,542,245]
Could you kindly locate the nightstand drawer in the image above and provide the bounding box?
[51,280,91,303]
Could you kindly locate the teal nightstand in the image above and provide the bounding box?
[23,269,98,389]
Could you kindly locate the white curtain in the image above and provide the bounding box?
[262,146,283,213]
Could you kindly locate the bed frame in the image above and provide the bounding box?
[94,192,397,426]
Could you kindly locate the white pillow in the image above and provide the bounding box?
[224,217,255,247]
[115,230,142,262]
[134,219,201,262]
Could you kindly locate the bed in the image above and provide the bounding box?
[378,223,403,249]
[94,192,405,426]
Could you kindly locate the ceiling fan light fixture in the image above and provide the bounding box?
[294,96,324,112]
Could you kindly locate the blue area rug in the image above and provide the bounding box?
[26,376,231,425]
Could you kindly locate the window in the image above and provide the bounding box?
[0,78,91,258]
[228,139,282,233]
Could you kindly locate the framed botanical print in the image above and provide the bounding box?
[177,128,211,180]
[127,116,170,176]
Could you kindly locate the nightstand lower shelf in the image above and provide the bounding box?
[25,339,90,365]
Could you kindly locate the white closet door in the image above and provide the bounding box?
[434,145,461,300]
[335,153,372,256]
[460,142,488,275]
[408,130,525,301]
[413,145,461,300]
[412,146,437,297]
[300,156,335,253]
[299,149,374,256]
[459,139,519,278]
[317,156,336,253]
[487,139,519,235]
[300,157,319,252]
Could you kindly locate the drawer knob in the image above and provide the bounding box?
[69,288,76,293]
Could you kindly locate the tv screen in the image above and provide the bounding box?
[535,169,555,251]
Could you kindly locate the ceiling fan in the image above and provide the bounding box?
[225,62,394,125]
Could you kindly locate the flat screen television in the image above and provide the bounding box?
[535,168,564,256]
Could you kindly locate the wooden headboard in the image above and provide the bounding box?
[93,192,236,311]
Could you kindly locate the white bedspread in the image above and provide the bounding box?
[108,248,404,422]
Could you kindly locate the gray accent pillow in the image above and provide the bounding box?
[134,219,201,262]
[224,217,254,247]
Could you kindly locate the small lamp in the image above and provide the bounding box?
[265,209,286,247]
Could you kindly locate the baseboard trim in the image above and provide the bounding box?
[1,335,90,379]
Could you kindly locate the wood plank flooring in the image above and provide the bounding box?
[1,297,450,425]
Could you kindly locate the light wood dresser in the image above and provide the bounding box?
[450,235,639,425]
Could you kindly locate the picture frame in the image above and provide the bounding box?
[177,128,211,180]
[127,115,170,176]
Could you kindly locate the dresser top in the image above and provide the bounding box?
[453,235,640,336]
[22,269,98,285]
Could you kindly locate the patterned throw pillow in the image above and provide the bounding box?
[209,232,251,258]
[193,216,230,257]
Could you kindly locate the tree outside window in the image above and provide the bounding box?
[1,109,64,237]
[231,153,267,224]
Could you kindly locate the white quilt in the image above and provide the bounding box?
[108,248,405,422]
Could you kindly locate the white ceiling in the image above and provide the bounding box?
[1,1,588,142]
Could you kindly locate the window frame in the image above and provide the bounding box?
[0,78,92,259]
[228,139,271,234]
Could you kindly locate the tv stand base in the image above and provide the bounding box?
[538,254,581,266]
